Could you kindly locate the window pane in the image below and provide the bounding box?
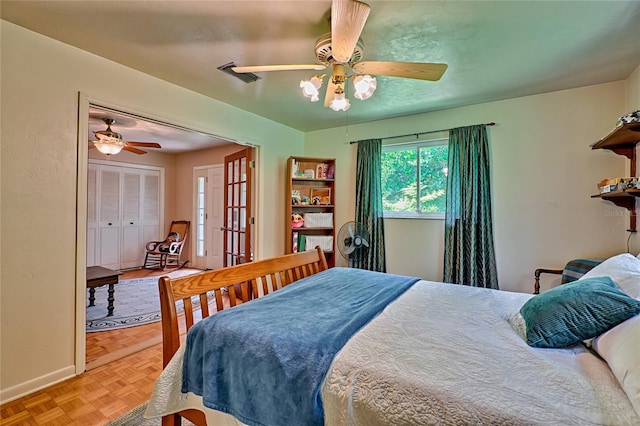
[381,140,448,216]
[419,145,448,213]
[381,148,417,212]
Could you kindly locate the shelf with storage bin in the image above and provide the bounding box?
[286,156,336,267]
[591,121,640,232]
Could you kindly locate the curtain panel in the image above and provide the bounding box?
[444,124,499,289]
[355,139,386,272]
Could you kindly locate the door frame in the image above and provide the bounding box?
[75,93,263,374]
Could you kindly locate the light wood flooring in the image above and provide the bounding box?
[1,267,203,426]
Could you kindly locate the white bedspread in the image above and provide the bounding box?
[321,281,639,425]
[146,280,640,425]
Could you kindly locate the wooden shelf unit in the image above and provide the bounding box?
[285,156,336,267]
[591,121,640,231]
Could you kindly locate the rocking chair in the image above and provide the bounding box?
[143,220,190,270]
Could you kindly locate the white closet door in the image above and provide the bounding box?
[121,169,142,269]
[86,164,98,267]
[142,171,161,247]
[99,166,121,270]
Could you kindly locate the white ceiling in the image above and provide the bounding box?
[3,0,640,140]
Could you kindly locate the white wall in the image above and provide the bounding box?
[625,65,640,252]
[306,80,635,292]
[0,21,304,402]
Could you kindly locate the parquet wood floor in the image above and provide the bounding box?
[1,267,203,425]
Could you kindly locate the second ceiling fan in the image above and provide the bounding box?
[232,0,448,111]
[91,118,162,155]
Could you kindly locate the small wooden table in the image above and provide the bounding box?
[86,266,122,317]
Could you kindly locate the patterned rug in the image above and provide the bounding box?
[86,269,203,332]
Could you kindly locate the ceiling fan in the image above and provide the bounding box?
[232,0,448,111]
[90,118,162,155]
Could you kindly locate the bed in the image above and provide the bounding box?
[145,247,640,425]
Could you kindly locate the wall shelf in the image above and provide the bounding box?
[591,121,640,232]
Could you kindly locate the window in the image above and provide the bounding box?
[381,139,448,218]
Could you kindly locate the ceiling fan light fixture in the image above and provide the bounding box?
[329,87,351,111]
[93,138,125,155]
[300,75,323,102]
[353,74,377,100]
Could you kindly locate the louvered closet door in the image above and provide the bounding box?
[86,164,99,267]
[98,166,121,270]
[142,171,161,251]
[120,169,142,269]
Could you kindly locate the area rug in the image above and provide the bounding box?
[106,402,195,426]
[86,269,203,332]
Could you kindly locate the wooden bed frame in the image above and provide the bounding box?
[157,247,328,426]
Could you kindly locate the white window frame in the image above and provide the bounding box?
[382,138,448,220]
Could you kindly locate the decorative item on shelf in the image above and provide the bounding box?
[310,188,331,205]
[598,177,638,193]
[298,234,307,251]
[305,235,334,252]
[304,213,333,228]
[617,110,640,126]
[292,189,302,205]
[326,165,335,179]
[301,195,311,205]
[292,231,299,253]
[303,169,315,179]
[292,213,305,228]
[315,163,328,179]
[291,159,299,177]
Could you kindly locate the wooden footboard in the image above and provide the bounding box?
[158,247,327,425]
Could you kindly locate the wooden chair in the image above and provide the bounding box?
[533,258,603,294]
[143,220,190,270]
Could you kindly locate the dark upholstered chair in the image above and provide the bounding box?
[533,258,603,294]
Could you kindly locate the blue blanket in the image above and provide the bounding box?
[181,267,419,426]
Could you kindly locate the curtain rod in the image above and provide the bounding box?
[349,122,496,144]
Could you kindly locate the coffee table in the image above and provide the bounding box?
[86,266,122,317]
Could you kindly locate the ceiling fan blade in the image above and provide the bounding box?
[352,61,448,81]
[125,141,162,148]
[232,64,326,73]
[331,0,370,63]
[123,146,147,155]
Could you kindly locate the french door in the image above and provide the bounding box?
[223,148,254,266]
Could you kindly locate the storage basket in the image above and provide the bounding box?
[303,213,333,228]
[304,236,334,252]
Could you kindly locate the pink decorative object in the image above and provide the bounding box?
[291,213,305,228]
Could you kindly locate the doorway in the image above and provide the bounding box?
[194,165,224,270]
[78,100,259,371]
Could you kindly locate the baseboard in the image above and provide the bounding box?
[0,365,76,404]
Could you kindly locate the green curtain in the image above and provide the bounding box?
[355,139,386,272]
[444,125,498,289]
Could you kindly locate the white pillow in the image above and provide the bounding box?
[579,253,640,300]
[592,315,640,416]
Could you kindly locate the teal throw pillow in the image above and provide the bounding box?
[520,276,640,348]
